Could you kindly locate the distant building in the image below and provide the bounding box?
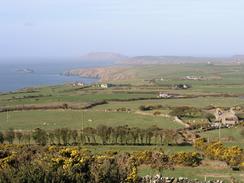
[158,93,172,98]
[100,83,113,88]
[173,84,191,90]
[72,82,84,87]
[184,76,204,81]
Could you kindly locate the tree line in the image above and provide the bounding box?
[0,125,192,146]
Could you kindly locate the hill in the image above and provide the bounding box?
[80,52,128,62]
[64,66,135,82]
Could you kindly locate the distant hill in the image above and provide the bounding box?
[233,55,244,61]
[121,55,244,65]
[80,52,128,62]
[79,52,244,65]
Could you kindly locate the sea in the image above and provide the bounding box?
[0,60,109,93]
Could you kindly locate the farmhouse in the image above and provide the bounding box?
[184,75,204,81]
[158,93,172,98]
[214,108,239,126]
[173,84,191,90]
[100,83,113,88]
[72,82,84,87]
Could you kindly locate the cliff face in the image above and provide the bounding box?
[64,66,135,82]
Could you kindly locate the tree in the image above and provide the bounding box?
[0,131,4,144]
[15,131,23,144]
[48,131,55,145]
[54,128,61,145]
[96,125,111,144]
[4,128,15,144]
[130,127,140,145]
[32,128,48,146]
[139,129,146,145]
[117,125,128,145]
[23,132,31,145]
[60,128,71,145]
[158,130,165,145]
[71,129,78,144]
[111,127,120,144]
[145,129,153,145]
[83,127,96,144]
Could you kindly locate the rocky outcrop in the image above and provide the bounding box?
[140,175,224,183]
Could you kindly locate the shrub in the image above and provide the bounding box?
[169,106,204,118]
[153,111,161,116]
[170,152,202,167]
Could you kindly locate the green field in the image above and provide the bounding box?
[83,145,194,154]
[0,110,182,130]
[0,63,244,181]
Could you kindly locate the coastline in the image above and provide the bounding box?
[0,63,101,93]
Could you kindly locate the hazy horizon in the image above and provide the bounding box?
[1,0,244,61]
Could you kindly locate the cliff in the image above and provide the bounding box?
[64,66,135,82]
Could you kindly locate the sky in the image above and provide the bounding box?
[0,0,244,59]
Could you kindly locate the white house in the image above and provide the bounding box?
[100,83,113,88]
[214,108,239,126]
[158,93,172,98]
[72,82,84,87]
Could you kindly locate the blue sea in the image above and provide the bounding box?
[0,60,108,93]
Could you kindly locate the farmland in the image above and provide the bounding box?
[0,63,244,182]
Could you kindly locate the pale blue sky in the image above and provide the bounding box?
[0,0,243,59]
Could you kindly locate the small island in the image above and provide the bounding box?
[16,68,34,74]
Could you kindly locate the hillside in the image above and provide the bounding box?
[121,56,242,65]
[80,52,128,62]
[64,66,135,82]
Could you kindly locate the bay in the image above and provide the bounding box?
[0,60,107,93]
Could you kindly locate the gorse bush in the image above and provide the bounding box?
[170,152,202,167]
[169,106,205,118]
[194,138,244,167]
[0,145,202,183]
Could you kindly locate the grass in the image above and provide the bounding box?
[93,97,244,111]
[1,63,244,108]
[83,145,194,154]
[0,110,183,130]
